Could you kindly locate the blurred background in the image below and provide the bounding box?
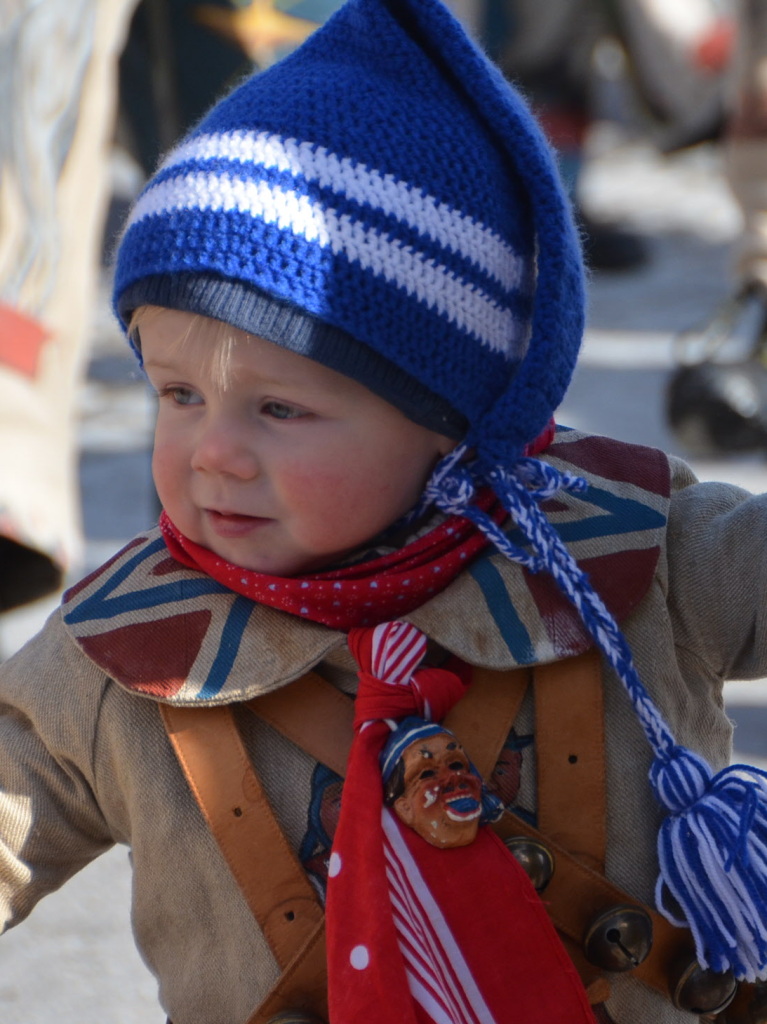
[1,0,766,1019]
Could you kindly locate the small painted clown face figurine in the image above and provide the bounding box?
[391,732,484,848]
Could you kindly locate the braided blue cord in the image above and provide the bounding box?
[419,447,767,980]
[422,448,677,759]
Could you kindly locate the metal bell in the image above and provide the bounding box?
[717,979,767,1024]
[266,1012,326,1024]
[583,904,653,972]
[670,959,737,1016]
[503,836,555,892]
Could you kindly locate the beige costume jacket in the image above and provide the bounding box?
[1,428,765,1023]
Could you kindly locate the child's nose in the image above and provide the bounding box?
[191,417,259,479]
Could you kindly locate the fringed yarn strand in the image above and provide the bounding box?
[434,457,680,760]
[654,763,767,980]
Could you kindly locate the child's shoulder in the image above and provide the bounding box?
[546,426,673,497]
[60,527,340,706]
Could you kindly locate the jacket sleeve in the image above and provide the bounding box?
[0,609,114,933]
[666,456,767,681]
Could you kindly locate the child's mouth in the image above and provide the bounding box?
[206,509,270,537]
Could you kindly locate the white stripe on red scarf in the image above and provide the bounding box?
[383,809,495,1024]
[371,622,428,686]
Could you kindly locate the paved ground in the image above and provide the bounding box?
[2,128,767,1021]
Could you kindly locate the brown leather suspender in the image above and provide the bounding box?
[161,700,330,1024]
[249,672,354,779]
[161,703,324,967]
[162,652,696,1021]
[535,654,606,873]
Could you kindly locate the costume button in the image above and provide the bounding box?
[717,978,767,1024]
[503,835,555,892]
[670,959,737,1015]
[583,905,653,972]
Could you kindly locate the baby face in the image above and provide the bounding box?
[140,309,453,576]
[393,732,483,848]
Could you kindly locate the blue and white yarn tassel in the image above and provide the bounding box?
[421,442,767,983]
[652,751,767,981]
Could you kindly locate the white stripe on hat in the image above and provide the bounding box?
[161,130,528,296]
[128,171,527,356]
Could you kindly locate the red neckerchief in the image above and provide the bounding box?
[325,621,596,1024]
[159,490,502,629]
[159,420,556,630]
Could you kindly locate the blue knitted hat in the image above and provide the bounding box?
[114,0,767,986]
[114,0,582,451]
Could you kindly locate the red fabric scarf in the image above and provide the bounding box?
[326,621,595,1024]
[159,492,503,629]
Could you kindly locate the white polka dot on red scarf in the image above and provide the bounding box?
[350,945,370,970]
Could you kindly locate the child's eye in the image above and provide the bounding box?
[157,386,202,406]
[262,400,305,420]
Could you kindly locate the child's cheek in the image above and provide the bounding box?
[150,444,174,496]
[279,455,366,511]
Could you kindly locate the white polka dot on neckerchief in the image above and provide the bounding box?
[350,946,370,970]
[328,851,342,877]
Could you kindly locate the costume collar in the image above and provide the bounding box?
[61,429,670,705]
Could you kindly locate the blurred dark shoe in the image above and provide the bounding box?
[578,212,651,273]
[666,281,767,455]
